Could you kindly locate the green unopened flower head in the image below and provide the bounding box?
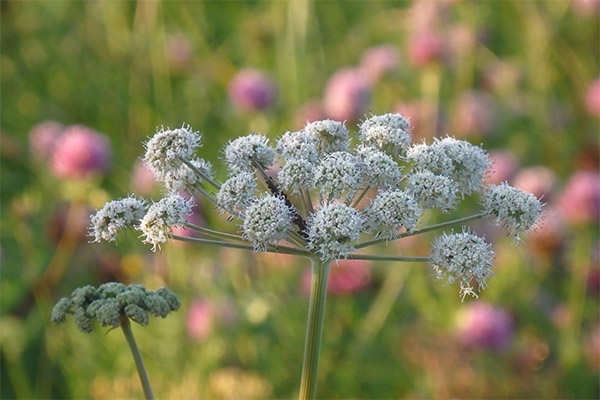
[51,283,180,332]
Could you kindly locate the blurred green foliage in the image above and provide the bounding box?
[1,1,598,399]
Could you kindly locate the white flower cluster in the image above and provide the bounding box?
[358,113,412,156]
[143,124,202,181]
[242,195,294,250]
[430,229,495,299]
[480,183,544,242]
[92,113,543,298]
[139,194,194,251]
[89,196,147,242]
[307,204,363,261]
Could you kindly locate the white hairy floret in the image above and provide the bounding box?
[407,137,490,195]
[358,113,412,155]
[307,203,363,261]
[276,130,319,163]
[480,183,543,242]
[314,151,364,199]
[278,159,315,194]
[89,196,147,242]
[303,119,350,154]
[139,194,193,251]
[216,172,257,214]
[163,158,213,194]
[407,171,459,212]
[224,133,275,173]
[355,145,402,188]
[143,124,201,181]
[242,195,294,250]
[364,190,423,237]
[430,229,495,299]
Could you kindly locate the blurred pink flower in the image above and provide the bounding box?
[452,90,497,137]
[557,170,600,224]
[228,69,277,112]
[294,101,326,130]
[446,25,476,62]
[302,259,372,296]
[584,324,600,370]
[486,150,519,185]
[407,30,445,68]
[585,78,600,117]
[323,68,371,122]
[360,44,400,83]
[572,0,600,15]
[166,33,192,71]
[130,160,158,195]
[50,125,111,180]
[512,166,556,199]
[456,302,514,350]
[187,299,214,342]
[28,121,64,160]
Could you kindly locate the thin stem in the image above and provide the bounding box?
[181,158,221,190]
[350,186,371,208]
[120,316,154,400]
[345,254,430,262]
[184,222,246,242]
[298,258,331,400]
[354,212,487,250]
[171,234,311,257]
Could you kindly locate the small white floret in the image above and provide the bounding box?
[303,119,350,154]
[364,190,422,237]
[138,194,194,251]
[224,134,275,173]
[358,113,412,155]
[89,196,147,242]
[242,195,294,250]
[307,203,363,261]
[143,124,201,181]
[314,151,364,199]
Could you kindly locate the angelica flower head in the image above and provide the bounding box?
[276,130,319,163]
[355,145,402,189]
[407,136,491,195]
[480,182,543,243]
[139,194,194,251]
[303,119,350,155]
[216,172,257,214]
[307,203,363,261]
[51,283,180,333]
[278,159,315,194]
[242,195,294,250]
[358,113,412,156]
[89,196,147,242]
[364,190,422,237]
[143,124,201,181]
[163,158,213,194]
[430,229,495,300]
[407,170,459,212]
[224,133,275,173]
[314,152,364,199]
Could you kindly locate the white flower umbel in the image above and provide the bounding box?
[276,130,319,163]
[303,119,350,155]
[216,172,257,214]
[163,158,213,194]
[358,113,412,156]
[314,152,363,199]
[242,195,294,250]
[224,133,275,173]
[364,190,422,237]
[143,124,201,181]
[407,137,490,195]
[278,159,315,194]
[139,194,193,251]
[355,145,402,189]
[480,183,543,242]
[407,170,459,212]
[430,229,495,299]
[307,203,363,261]
[90,196,147,242]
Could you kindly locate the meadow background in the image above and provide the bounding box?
[1,1,599,398]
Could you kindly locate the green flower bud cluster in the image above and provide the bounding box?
[51,283,180,333]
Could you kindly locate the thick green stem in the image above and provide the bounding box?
[120,316,154,400]
[298,258,331,400]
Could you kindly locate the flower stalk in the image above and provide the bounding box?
[298,258,331,400]
[120,316,154,400]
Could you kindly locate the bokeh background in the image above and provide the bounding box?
[1,1,599,399]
